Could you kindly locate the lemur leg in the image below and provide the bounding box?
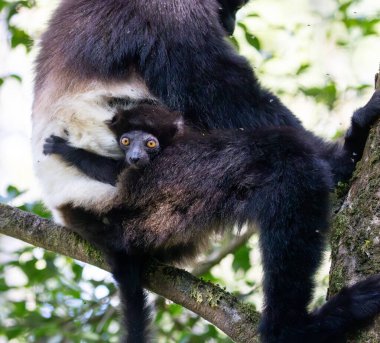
[59,205,150,343]
[252,157,331,342]
[58,205,126,253]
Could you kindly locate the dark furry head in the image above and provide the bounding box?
[108,104,184,148]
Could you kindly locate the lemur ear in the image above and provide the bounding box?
[106,112,122,129]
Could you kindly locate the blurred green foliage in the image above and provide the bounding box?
[0,0,34,50]
[0,0,35,84]
[338,1,380,35]
[0,186,50,218]
[233,0,379,114]
[0,246,120,342]
[1,187,121,342]
[300,82,338,110]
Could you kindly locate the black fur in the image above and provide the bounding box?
[217,0,249,35]
[109,252,150,343]
[36,0,380,185]
[47,104,380,342]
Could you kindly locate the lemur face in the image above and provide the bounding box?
[119,130,160,169]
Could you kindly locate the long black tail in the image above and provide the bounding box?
[308,274,380,343]
[259,274,380,342]
[107,252,151,343]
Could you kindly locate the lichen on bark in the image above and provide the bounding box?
[329,121,380,341]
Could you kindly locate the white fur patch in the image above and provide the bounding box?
[32,79,154,219]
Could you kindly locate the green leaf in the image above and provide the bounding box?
[0,185,25,203]
[9,25,32,51]
[0,0,10,12]
[232,245,251,272]
[18,200,52,218]
[300,82,338,110]
[332,129,345,140]
[72,263,84,282]
[13,301,27,316]
[0,74,22,86]
[238,22,261,51]
[338,1,354,16]
[4,327,24,339]
[10,74,22,82]
[296,63,310,75]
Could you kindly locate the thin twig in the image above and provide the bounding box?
[192,227,256,276]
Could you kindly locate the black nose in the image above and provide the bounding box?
[130,156,140,163]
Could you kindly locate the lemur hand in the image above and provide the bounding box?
[43,135,69,155]
[353,90,380,128]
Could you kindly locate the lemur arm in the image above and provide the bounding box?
[43,135,123,186]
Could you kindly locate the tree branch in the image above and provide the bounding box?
[192,227,256,276]
[0,203,260,343]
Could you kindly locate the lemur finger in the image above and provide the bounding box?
[49,135,68,144]
[43,135,68,155]
[44,137,55,144]
[353,90,380,128]
[43,143,55,155]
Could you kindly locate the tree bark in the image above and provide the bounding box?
[329,118,380,342]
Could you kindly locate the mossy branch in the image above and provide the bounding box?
[0,203,260,343]
[329,123,380,341]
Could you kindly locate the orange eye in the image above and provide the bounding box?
[121,137,130,146]
[146,140,157,148]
